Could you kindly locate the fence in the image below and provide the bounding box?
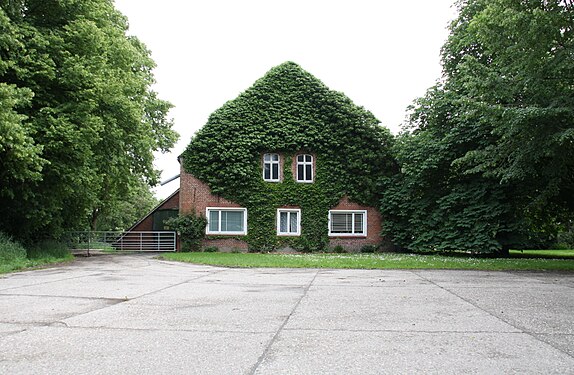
[66,231,177,255]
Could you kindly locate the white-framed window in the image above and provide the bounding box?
[263,153,280,182]
[277,209,301,236]
[206,207,247,235]
[328,210,367,236]
[296,154,313,182]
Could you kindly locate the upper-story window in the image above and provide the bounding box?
[296,154,313,182]
[263,153,280,182]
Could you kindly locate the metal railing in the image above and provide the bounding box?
[66,231,177,255]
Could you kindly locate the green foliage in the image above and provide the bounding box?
[203,246,218,253]
[0,232,72,274]
[165,213,208,252]
[92,179,159,231]
[381,0,573,254]
[443,0,574,229]
[0,231,27,263]
[360,245,377,253]
[332,245,345,253]
[182,62,396,251]
[26,239,70,259]
[0,1,178,241]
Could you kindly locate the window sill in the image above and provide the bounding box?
[328,235,367,238]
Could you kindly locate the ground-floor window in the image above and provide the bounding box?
[206,207,247,235]
[277,209,301,236]
[328,210,367,236]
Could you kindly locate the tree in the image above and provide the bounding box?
[444,0,574,227]
[381,0,573,253]
[0,0,178,240]
[91,179,159,231]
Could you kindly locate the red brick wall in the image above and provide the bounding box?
[328,196,383,251]
[179,161,247,251]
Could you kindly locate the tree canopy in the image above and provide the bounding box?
[0,0,178,240]
[380,0,574,254]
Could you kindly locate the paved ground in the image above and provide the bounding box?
[0,254,573,374]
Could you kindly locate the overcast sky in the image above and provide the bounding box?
[113,0,458,199]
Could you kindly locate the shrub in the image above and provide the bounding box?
[332,245,345,253]
[203,246,218,252]
[26,240,70,259]
[360,244,377,253]
[0,232,27,262]
[556,230,574,250]
[165,213,208,252]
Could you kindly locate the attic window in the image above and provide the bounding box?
[296,154,313,182]
[263,153,280,182]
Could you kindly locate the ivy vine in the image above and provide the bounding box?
[182,62,396,251]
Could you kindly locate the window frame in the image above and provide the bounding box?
[276,208,301,236]
[206,207,248,235]
[263,153,281,182]
[296,154,313,183]
[328,210,367,237]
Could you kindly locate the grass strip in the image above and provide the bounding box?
[161,251,574,271]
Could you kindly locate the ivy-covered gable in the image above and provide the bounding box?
[182,62,396,251]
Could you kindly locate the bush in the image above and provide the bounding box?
[332,245,345,253]
[26,240,70,259]
[556,230,574,250]
[360,245,377,253]
[203,246,218,252]
[0,232,27,262]
[165,213,208,252]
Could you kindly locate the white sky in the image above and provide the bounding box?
[113,0,458,199]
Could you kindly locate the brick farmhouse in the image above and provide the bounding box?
[130,63,390,252]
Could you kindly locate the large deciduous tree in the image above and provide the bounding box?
[0,0,178,240]
[381,0,573,254]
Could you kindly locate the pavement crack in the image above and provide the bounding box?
[247,269,319,375]
[412,270,574,360]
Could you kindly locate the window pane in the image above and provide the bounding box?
[305,155,312,162]
[222,211,243,232]
[279,212,288,233]
[297,155,304,162]
[331,213,352,233]
[264,163,270,180]
[305,164,312,181]
[209,210,219,232]
[297,164,304,181]
[354,213,364,233]
[272,163,279,180]
[272,154,279,161]
[264,154,271,161]
[289,212,298,233]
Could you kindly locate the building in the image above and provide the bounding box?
[131,62,396,252]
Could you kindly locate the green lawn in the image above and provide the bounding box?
[160,251,574,271]
[509,249,574,259]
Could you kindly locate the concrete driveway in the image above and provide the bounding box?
[0,254,573,374]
